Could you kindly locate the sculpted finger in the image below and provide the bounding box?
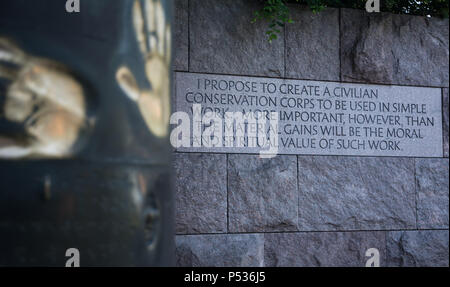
[0,146,33,158]
[0,37,26,64]
[3,84,34,122]
[165,24,171,64]
[154,0,165,54]
[145,0,157,52]
[133,0,148,55]
[116,66,141,101]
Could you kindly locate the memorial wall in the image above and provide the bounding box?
[172,0,449,267]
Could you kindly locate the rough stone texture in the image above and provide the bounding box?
[189,0,284,77]
[387,230,449,267]
[169,3,449,268]
[341,10,394,84]
[341,9,449,87]
[174,153,227,234]
[173,0,189,71]
[170,71,177,118]
[286,6,340,81]
[176,234,264,267]
[392,14,449,87]
[297,156,416,231]
[416,159,449,229]
[265,231,386,267]
[444,88,449,157]
[228,155,298,233]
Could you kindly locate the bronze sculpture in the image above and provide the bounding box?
[0,37,89,158]
[0,0,173,266]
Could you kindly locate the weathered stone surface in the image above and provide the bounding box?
[265,231,386,267]
[387,230,449,267]
[297,156,416,231]
[174,153,227,234]
[228,155,298,232]
[173,0,189,71]
[341,9,449,86]
[286,6,339,81]
[189,0,284,77]
[444,88,449,157]
[392,14,449,87]
[176,234,264,267]
[416,159,449,229]
[341,10,394,84]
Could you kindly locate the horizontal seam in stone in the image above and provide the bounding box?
[173,71,448,89]
[175,227,449,236]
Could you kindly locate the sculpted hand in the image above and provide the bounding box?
[0,38,87,158]
[116,0,171,138]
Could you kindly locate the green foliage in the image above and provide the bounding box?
[252,0,294,43]
[252,0,328,42]
[253,0,449,42]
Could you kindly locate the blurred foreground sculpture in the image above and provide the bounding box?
[116,0,171,138]
[0,0,173,266]
[0,38,88,158]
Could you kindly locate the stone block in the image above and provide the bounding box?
[176,233,264,267]
[265,231,386,267]
[286,6,340,81]
[387,230,449,267]
[174,153,227,234]
[173,0,189,71]
[416,158,449,228]
[189,0,284,77]
[228,155,298,232]
[341,9,449,87]
[297,156,416,231]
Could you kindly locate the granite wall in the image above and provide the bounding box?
[172,0,449,267]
